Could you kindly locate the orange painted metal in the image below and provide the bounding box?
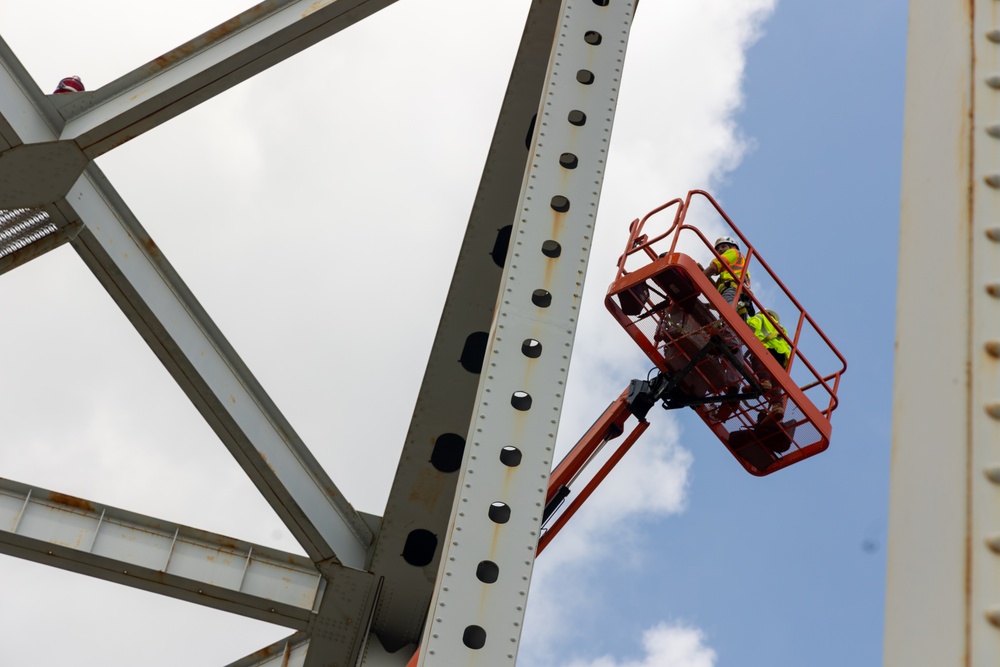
[606,190,847,475]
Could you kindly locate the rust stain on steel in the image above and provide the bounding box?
[143,236,161,259]
[407,469,443,513]
[151,3,273,70]
[47,492,95,512]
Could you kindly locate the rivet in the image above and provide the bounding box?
[987,534,1000,554]
[987,174,1000,189]
[987,606,1000,628]
[986,465,1000,484]
[987,403,1000,420]
[989,75,1000,90]
[987,227,1000,242]
[988,124,1000,139]
[987,284,1000,298]
[987,341,1000,358]
[989,29,1000,44]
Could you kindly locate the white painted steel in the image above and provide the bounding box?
[418,2,637,665]
[55,0,400,158]
[62,165,373,570]
[886,0,1000,664]
[0,477,322,627]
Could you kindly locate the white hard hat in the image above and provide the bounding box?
[714,235,738,250]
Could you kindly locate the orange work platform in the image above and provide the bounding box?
[605,191,847,475]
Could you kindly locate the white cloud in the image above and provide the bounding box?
[563,623,718,667]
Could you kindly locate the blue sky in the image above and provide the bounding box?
[0,1,908,665]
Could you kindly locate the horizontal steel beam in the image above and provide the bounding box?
[56,0,400,157]
[0,477,321,628]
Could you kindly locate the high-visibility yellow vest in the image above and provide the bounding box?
[746,313,791,360]
[711,248,750,291]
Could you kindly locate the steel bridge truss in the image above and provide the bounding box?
[0,1,637,665]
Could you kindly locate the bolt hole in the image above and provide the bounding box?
[521,338,542,358]
[489,502,512,524]
[568,110,587,126]
[531,289,552,308]
[476,560,500,584]
[511,391,532,411]
[430,433,465,473]
[500,446,523,467]
[541,240,562,257]
[576,69,595,85]
[559,153,579,169]
[401,529,437,567]
[550,195,570,213]
[584,31,602,45]
[463,625,487,650]
[460,331,489,374]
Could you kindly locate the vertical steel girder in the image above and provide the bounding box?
[885,0,1000,664]
[417,1,637,664]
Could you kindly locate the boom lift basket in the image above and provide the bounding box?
[605,190,847,475]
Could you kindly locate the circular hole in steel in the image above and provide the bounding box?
[401,529,437,567]
[531,289,552,308]
[541,239,562,257]
[499,446,523,467]
[550,195,570,212]
[521,338,542,358]
[476,560,500,584]
[592,0,610,5]
[463,625,487,650]
[568,110,587,126]
[584,30,603,45]
[430,433,465,473]
[488,501,512,524]
[576,69,595,85]
[511,391,533,411]
[559,152,579,169]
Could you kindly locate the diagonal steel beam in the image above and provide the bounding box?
[50,165,373,569]
[54,0,401,158]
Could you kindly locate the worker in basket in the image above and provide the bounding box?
[746,308,791,422]
[703,235,755,321]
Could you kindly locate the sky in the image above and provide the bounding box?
[0,1,907,665]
